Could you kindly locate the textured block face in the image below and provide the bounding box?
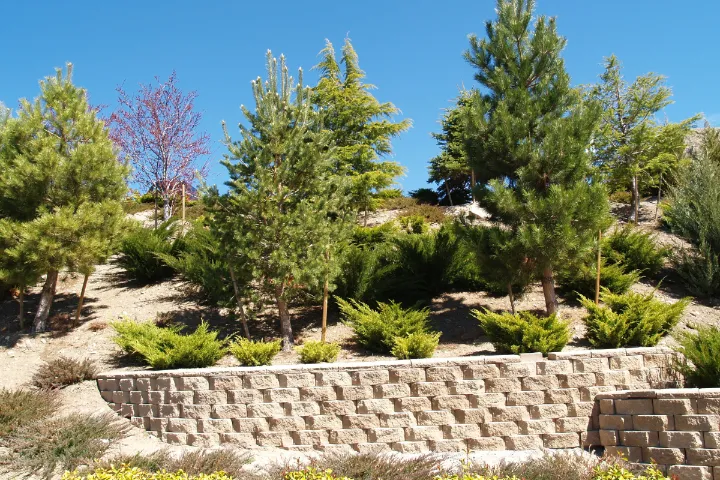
[337,385,374,401]
[536,360,572,375]
[653,398,697,415]
[609,355,643,370]
[426,366,463,382]
[210,376,244,390]
[357,399,395,414]
[558,374,596,388]
[471,393,507,407]
[278,373,315,388]
[417,410,454,426]
[194,390,227,405]
[555,417,591,433]
[315,372,352,386]
[227,389,263,404]
[467,437,506,450]
[367,427,404,443]
[412,382,448,397]
[306,415,343,430]
[343,414,380,429]
[396,397,432,412]
[456,408,491,424]
[464,364,501,380]
[667,465,713,480]
[643,447,687,465]
[353,370,390,386]
[660,431,705,448]
[498,363,533,378]
[444,423,481,439]
[293,430,329,446]
[633,415,674,432]
[676,415,720,432]
[247,403,284,418]
[448,380,485,395]
[232,418,268,433]
[406,426,443,441]
[699,399,720,414]
[615,399,654,415]
[619,430,659,447]
[198,419,233,434]
[389,368,425,384]
[374,383,411,399]
[329,428,367,444]
[529,404,568,420]
[264,388,300,403]
[599,414,633,430]
[522,376,560,392]
[482,422,519,437]
[572,358,609,373]
[433,395,470,410]
[519,419,555,435]
[687,449,720,467]
[506,391,545,406]
[491,405,530,422]
[269,416,305,432]
[543,433,580,448]
[379,412,416,428]
[321,401,356,415]
[485,378,522,393]
[300,387,336,401]
[505,435,543,450]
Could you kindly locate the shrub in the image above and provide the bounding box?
[580,289,691,348]
[62,466,233,479]
[397,215,429,234]
[351,223,398,246]
[673,241,720,298]
[160,221,233,306]
[117,221,180,283]
[557,258,639,300]
[94,449,250,478]
[337,298,432,354]
[591,465,668,480]
[467,450,599,480]
[32,356,98,389]
[603,226,669,276]
[229,338,281,366]
[298,341,341,364]
[399,204,446,224]
[472,310,570,355]
[334,244,390,304]
[112,320,226,369]
[0,389,57,439]
[302,452,443,480]
[3,413,126,477]
[392,332,441,359]
[377,195,417,210]
[608,190,632,204]
[284,468,351,480]
[675,325,720,388]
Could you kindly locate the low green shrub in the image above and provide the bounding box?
[675,325,720,388]
[472,310,570,355]
[112,320,226,369]
[32,356,98,389]
[95,449,250,478]
[229,338,281,366]
[3,413,126,478]
[673,242,720,298]
[351,223,399,246]
[580,289,691,348]
[399,204,446,224]
[160,221,233,307]
[337,298,432,354]
[392,332,441,359]
[377,195,417,210]
[302,452,442,480]
[397,215,429,234]
[298,341,341,364]
[117,221,180,283]
[603,225,669,276]
[557,258,639,300]
[0,389,57,439]
[608,190,632,204]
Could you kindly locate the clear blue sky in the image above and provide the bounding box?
[1,1,718,193]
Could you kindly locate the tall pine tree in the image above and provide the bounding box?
[463,0,610,315]
[589,55,698,222]
[211,52,348,350]
[312,38,411,223]
[0,64,127,331]
[428,94,474,206]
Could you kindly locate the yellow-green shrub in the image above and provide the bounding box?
[62,466,233,479]
[284,467,352,480]
[392,332,441,359]
[435,475,521,480]
[297,341,341,364]
[229,338,281,366]
[591,464,669,480]
[472,310,570,355]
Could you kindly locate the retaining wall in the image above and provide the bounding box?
[597,389,720,480]
[97,347,678,454]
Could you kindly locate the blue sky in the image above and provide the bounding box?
[1,1,718,193]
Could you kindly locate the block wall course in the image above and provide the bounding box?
[97,347,681,453]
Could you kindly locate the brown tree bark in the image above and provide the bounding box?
[321,248,330,343]
[445,181,453,207]
[74,273,90,327]
[631,175,640,224]
[540,267,558,315]
[228,263,250,339]
[507,283,516,315]
[17,289,25,330]
[33,270,59,333]
[276,294,293,352]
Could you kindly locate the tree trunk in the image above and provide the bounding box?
[655,172,662,222]
[471,170,476,202]
[540,267,558,316]
[321,248,330,343]
[631,175,640,224]
[363,206,369,227]
[445,181,453,207]
[153,191,158,230]
[33,270,58,333]
[74,273,90,327]
[595,230,602,305]
[228,263,250,339]
[163,194,172,221]
[275,286,293,352]
[17,288,25,330]
[507,283,516,315]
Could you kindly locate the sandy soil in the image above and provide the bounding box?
[1,199,719,477]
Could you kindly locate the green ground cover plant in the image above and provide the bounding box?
[472,310,570,355]
[229,338,281,366]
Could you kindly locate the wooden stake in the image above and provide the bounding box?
[595,230,602,305]
[74,273,90,327]
[655,172,662,222]
[182,183,186,224]
[228,261,250,339]
[18,288,24,330]
[507,283,516,315]
[321,247,330,343]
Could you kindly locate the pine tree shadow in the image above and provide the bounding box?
[0,292,107,347]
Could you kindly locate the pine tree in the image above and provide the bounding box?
[428,95,473,206]
[0,64,127,331]
[312,38,411,223]
[211,52,348,351]
[589,55,698,222]
[463,0,610,315]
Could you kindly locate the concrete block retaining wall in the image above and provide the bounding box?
[597,389,720,480]
[97,347,678,455]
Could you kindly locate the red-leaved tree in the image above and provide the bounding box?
[109,72,210,221]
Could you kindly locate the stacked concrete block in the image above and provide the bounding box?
[598,389,720,479]
[96,347,677,453]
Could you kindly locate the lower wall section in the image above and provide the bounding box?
[597,389,720,479]
[96,347,678,454]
